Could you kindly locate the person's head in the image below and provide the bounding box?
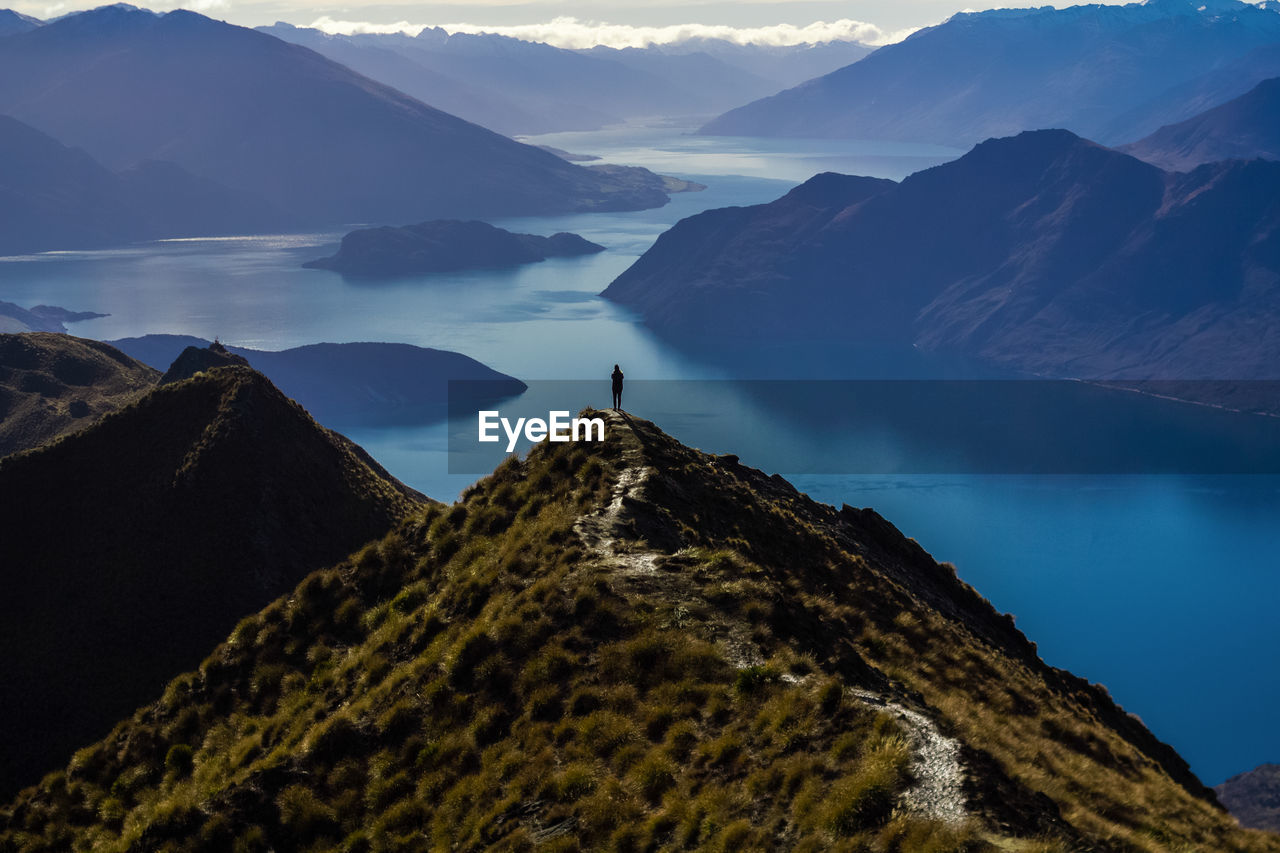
[613,364,620,371]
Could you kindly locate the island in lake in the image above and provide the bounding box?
[303,219,606,277]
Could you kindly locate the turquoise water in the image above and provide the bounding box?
[0,128,1274,785]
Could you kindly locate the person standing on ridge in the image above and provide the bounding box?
[611,364,624,411]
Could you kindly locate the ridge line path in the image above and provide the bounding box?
[571,409,966,825]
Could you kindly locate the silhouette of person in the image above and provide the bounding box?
[611,364,624,411]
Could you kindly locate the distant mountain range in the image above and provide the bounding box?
[0,8,37,35]
[0,114,281,255]
[1110,37,1280,141]
[0,5,679,236]
[1124,76,1280,169]
[610,37,876,91]
[0,333,157,457]
[109,335,525,426]
[0,344,425,795]
[1216,763,1280,831]
[701,0,1280,147]
[258,23,873,135]
[604,130,1280,390]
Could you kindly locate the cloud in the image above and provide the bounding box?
[307,15,420,35]
[306,15,916,47]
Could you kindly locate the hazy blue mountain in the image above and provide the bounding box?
[304,219,605,277]
[701,0,1280,147]
[0,114,280,255]
[0,8,39,35]
[391,27,707,120]
[109,336,526,425]
[257,26,875,133]
[578,46,779,117]
[0,6,675,227]
[258,23,710,133]
[1104,40,1280,141]
[255,23,599,135]
[1123,76,1280,169]
[604,130,1280,386]
[585,38,874,94]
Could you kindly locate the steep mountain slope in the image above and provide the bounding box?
[1218,764,1280,832]
[0,9,39,36]
[258,24,679,134]
[254,24,590,136]
[1,410,1274,851]
[700,0,1280,147]
[0,6,673,226]
[258,26,876,135]
[1104,39,1280,142]
[604,130,1280,388]
[0,333,158,457]
[0,365,425,796]
[1123,76,1280,169]
[0,115,279,255]
[109,336,526,426]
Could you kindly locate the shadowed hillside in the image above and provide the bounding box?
[261,24,875,137]
[1123,76,1280,170]
[0,6,675,228]
[2,410,1275,851]
[1218,764,1280,832]
[0,366,425,796]
[0,115,280,255]
[604,130,1280,393]
[0,333,158,457]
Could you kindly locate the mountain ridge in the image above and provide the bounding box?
[699,0,1280,147]
[0,362,426,795]
[603,130,1280,396]
[0,8,40,36]
[259,23,875,135]
[1123,76,1280,169]
[0,6,676,228]
[0,114,281,255]
[3,409,1273,850]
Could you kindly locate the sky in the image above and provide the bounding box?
[17,0,1151,45]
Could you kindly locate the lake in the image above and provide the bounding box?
[0,124,1274,785]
